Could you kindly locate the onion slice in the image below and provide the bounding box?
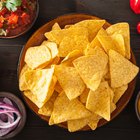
[0,98,21,137]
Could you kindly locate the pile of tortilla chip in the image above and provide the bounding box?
[19,20,139,132]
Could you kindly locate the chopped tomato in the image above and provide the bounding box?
[0,16,5,23]
[21,12,30,25]
[7,13,19,25]
[0,8,8,15]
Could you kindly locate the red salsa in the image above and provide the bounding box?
[0,0,37,36]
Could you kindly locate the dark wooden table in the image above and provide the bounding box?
[0,0,140,139]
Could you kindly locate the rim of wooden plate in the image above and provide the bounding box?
[17,13,137,131]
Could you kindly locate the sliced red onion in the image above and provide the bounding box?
[3,98,13,106]
[0,98,21,137]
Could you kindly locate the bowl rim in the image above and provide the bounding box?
[0,92,26,139]
[135,91,140,121]
[0,0,39,39]
[17,13,137,131]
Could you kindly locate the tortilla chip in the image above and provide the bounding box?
[54,65,85,100]
[64,24,72,29]
[109,50,139,88]
[47,56,60,67]
[38,91,58,116]
[97,28,120,54]
[73,46,108,91]
[52,23,61,30]
[80,88,89,104]
[51,92,91,124]
[113,85,128,104]
[54,81,63,93]
[25,45,52,69]
[42,41,58,59]
[110,102,116,113]
[106,23,130,59]
[110,33,125,57]
[59,35,89,57]
[19,64,31,91]
[61,50,82,66]
[45,26,89,44]
[49,114,54,125]
[24,90,44,108]
[74,20,105,41]
[24,67,57,107]
[84,35,102,56]
[86,81,112,121]
[67,113,99,132]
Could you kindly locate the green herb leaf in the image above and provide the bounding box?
[5,0,22,12]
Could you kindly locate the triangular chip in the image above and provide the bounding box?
[52,92,91,124]
[19,64,31,91]
[45,26,89,44]
[80,88,89,104]
[110,33,126,57]
[24,90,44,108]
[73,46,108,91]
[54,65,85,100]
[109,50,139,88]
[59,35,89,57]
[106,23,130,59]
[74,20,105,41]
[38,91,58,116]
[42,41,58,59]
[97,28,121,54]
[67,113,99,132]
[54,81,63,93]
[86,81,112,121]
[61,50,82,66]
[113,85,128,104]
[52,23,61,30]
[24,45,52,69]
[24,67,57,107]
[84,37,102,56]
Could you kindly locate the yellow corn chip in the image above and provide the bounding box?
[97,28,120,54]
[106,23,130,59]
[45,26,89,44]
[52,23,61,30]
[73,46,108,91]
[84,35,102,56]
[59,35,89,57]
[110,33,125,57]
[67,113,99,132]
[80,88,89,104]
[24,67,56,107]
[25,45,52,69]
[19,64,31,91]
[113,85,128,104]
[74,20,105,41]
[42,41,58,59]
[49,114,54,125]
[38,91,58,116]
[51,92,91,124]
[61,50,82,66]
[54,65,85,100]
[86,81,113,121]
[109,50,139,88]
[54,81,63,93]
[24,90,44,108]
[64,24,72,29]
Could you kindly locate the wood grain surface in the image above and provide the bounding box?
[0,0,140,140]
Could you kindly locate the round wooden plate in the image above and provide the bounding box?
[18,13,136,131]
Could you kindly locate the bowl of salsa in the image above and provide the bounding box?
[0,0,39,38]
